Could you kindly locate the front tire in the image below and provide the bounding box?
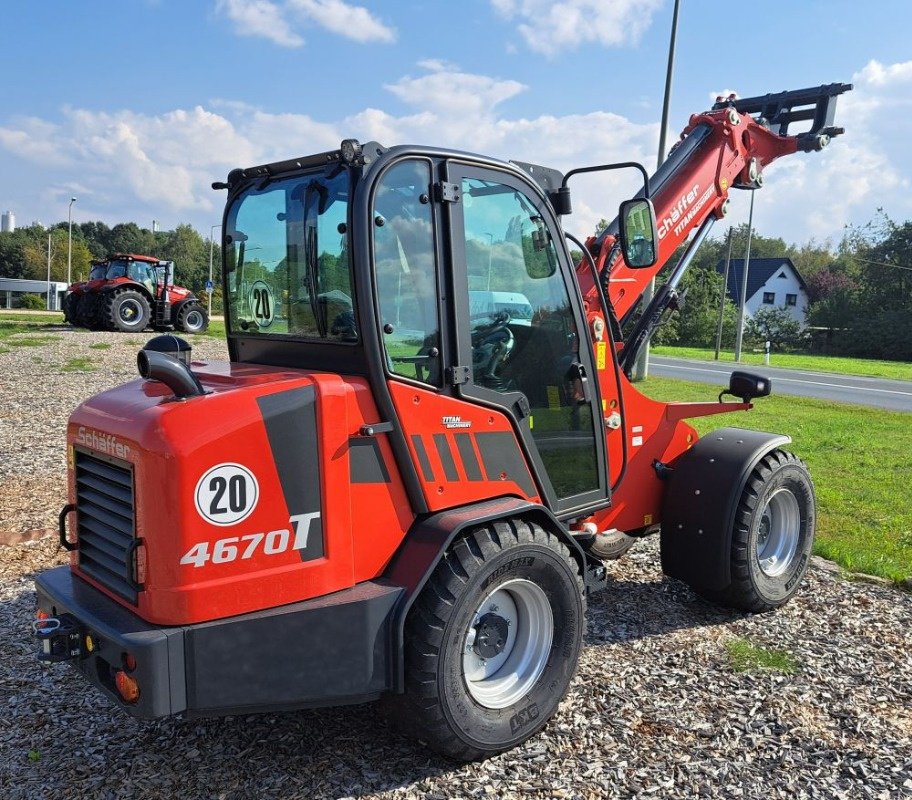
[105,290,151,332]
[62,293,77,324]
[176,302,209,334]
[700,449,815,612]
[393,519,585,761]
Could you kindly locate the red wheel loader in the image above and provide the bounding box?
[35,84,849,760]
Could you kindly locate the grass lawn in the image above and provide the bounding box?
[0,311,228,339]
[641,376,912,584]
[651,345,912,382]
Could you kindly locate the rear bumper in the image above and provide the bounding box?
[35,567,403,719]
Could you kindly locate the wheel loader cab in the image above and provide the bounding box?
[223,146,610,519]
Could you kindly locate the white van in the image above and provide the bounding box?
[468,291,534,325]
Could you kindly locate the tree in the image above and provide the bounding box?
[745,306,806,352]
[22,231,93,283]
[108,222,153,257]
[160,224,209,290]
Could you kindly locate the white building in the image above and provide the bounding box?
[1,211,14,232]
[717,257,809,325]
[0,277,68,310]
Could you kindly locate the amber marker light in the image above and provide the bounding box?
[115,670,140,704]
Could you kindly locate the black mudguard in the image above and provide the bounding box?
[660,427,790,592]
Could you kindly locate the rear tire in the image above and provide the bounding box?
[698,449,815,612]
[391,519,585,761]
[176,303,209,334]
[105,290,150,333]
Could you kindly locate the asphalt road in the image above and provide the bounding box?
[649,356,912,412]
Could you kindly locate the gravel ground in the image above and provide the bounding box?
[1,323,911,799]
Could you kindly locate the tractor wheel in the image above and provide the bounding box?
[105,290,151,333]
[392,519,585,761]
[699,450,815,613]
[176,303,209,334]
[74,294,92,328]
[62,294,77,325]
[86,295,106,330]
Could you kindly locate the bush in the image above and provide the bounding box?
[745,306,807,352]
[18,293,46,310]
[833,310,912,362]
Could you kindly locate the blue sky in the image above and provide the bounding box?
[1,0,911,246]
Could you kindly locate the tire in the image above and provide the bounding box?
[699,449,815,613]
[74,294,93,328]
[584,528,637,560]
[176,303,209,334]
[84,294,106,330]
[63,294,77,324]
[391,518,585,761]
[105,290,151,333]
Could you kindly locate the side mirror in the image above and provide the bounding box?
[618,198,658,269]
[726,370,772,403]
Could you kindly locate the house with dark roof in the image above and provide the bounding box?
[715,257,809,325]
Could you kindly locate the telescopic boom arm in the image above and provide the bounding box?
[578,83,852,330]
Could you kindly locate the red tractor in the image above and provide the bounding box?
[63,253,209,334]
[35,84,848,760]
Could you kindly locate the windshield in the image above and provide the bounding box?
[224,166,356,342]
[105,260,129,279]
[89,264,106,280]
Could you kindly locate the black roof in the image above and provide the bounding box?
[715,257,807,302]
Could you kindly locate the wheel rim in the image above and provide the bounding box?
[462,578,553,709]
[756,488,801,577]
[185,310,203,331]
[119,299,142,324]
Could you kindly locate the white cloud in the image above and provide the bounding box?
[385,64,527,117]
[2,60,911,246]
[0,117,71,166]
[288,0,395,43]
[215,0,304,47]
[491,0,664,56]
[216,0,395,46]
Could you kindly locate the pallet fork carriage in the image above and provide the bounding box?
[35,83,848,760]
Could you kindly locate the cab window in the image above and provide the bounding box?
[224,166,356,341]
[373,160,441,385]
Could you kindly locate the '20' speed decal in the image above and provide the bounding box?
[194,463,259,526]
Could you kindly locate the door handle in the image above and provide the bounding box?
[569,361,592,404]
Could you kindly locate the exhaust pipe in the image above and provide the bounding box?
[137,349,206,399]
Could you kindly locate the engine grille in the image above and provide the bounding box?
[74,450,138,604]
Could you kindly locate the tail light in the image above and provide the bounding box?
[115,670,140,704]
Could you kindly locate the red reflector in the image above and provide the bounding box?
[123,653,137,672]
[36,609,50,621]
[133,542,147,585]
[115,670,140,704]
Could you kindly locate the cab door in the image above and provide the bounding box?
[444,163,608,516]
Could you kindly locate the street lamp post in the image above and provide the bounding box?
[67,197,77,286]
[46,234,53,310]
[633,0,681,382]
[484,232,494,290]
[208,224,221,317]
